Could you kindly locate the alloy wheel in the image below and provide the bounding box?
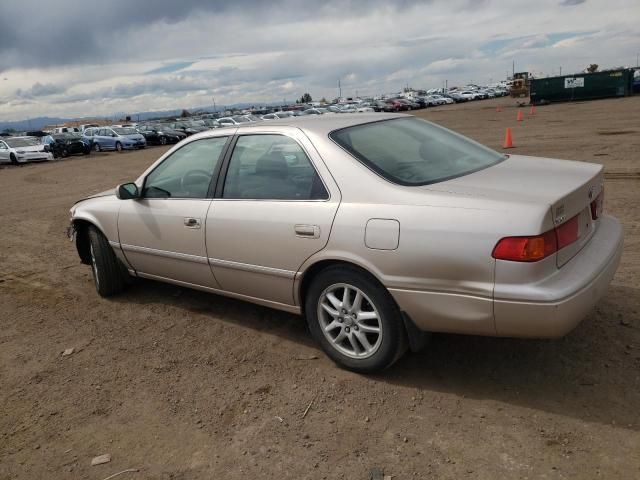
[317,283,382,359]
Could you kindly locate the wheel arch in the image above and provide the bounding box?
[295,256,388,310]
[296,255,429,352]
[71,218,98,264]
[71,216,114,266]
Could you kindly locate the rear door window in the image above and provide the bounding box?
[222,135,328,200]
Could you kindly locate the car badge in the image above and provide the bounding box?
[555,204,566,225]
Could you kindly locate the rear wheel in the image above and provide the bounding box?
[87,226,126,297]
[115,142,122,152]
[305,266,407,373]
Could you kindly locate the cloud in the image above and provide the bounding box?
[0,0,638,121]
[16,82,67,98]
[560,0,586,5]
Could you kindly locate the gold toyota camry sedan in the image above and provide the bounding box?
[68,114,623,372]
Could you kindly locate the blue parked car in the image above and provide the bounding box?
[91,127,146,152]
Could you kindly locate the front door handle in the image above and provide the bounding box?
[294,224,320,239]
[184,217,201,229]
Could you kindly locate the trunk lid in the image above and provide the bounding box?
[428,154,604,267]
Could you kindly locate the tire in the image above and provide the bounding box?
[160,136,167,145]
[115,142,122,152]
[62,148,69,158]
[94,142,101,152]
[87,226,126,297]
[10,153,18,165]
[305,266,407,373]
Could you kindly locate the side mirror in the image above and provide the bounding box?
[116,182,140,200]
[112,133,118,137]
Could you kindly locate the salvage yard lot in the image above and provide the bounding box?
[1,96,639,479]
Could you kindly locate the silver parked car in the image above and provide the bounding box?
[68,114,623,372]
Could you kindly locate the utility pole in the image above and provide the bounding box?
[212,96,216,112]
[338,79,342,99]
[560,66,562,76]
[512,60,515,77]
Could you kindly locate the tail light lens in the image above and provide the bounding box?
[590,187,604,220]
[492,214,580,262]
[492,230,557,262]
[555,214,579,249]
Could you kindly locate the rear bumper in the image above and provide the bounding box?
[493,215,623,337]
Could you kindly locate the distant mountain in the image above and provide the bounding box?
[0,117,69,132]
[0,101,283,132]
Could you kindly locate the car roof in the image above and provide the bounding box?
[229,112,408,137]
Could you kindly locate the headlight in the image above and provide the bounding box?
[17,150,25,154]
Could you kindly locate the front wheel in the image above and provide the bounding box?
[94,142,101,152]
[160,136,167,145]
[87,226,126,297]
[115,142,123,152]
[305,266,407,373]
[10,153,18,165]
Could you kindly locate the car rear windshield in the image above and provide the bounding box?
[330,117,505,186]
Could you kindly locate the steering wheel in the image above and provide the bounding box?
[180,169,211,193]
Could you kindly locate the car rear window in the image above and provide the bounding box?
[330,117,505,186]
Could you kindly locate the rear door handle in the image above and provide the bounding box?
[294,224,320,239]
[184,217,201,229]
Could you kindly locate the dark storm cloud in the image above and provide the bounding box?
[15,82,67,98]
[0,0,430,71]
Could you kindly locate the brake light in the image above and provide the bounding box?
[492,214,580,262]
[590,187,604,220]
[492,230,557,262]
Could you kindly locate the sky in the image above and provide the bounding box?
[0,0,638,121]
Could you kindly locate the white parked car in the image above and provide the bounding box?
[262,112,295,120]
[0,136,54,164]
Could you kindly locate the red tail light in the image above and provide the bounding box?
[492,230,557,262]
[492,214,580,262]
[590,187,604,220]
[556,214,579,249]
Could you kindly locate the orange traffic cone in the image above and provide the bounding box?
[496,105,501,112]
[529,105,535,115]
[516,110,523,121]
[503,128,513,149]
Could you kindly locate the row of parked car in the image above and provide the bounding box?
[1,83,511,165]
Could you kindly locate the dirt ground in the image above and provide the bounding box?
[1,96,639,480]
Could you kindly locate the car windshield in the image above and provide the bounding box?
[113,128,137,135]
[6,137,40,147]
[330,118,506,186]
[233,116,250,123]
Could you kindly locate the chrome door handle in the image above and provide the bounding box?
[294,224,320,239]
[184,217,201,229]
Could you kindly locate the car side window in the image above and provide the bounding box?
[0,142,7,149]
[143,137,228,199]
[222,134,328,201]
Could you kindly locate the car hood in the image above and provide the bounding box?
[14,145,45,152]
[73,188,116,207]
